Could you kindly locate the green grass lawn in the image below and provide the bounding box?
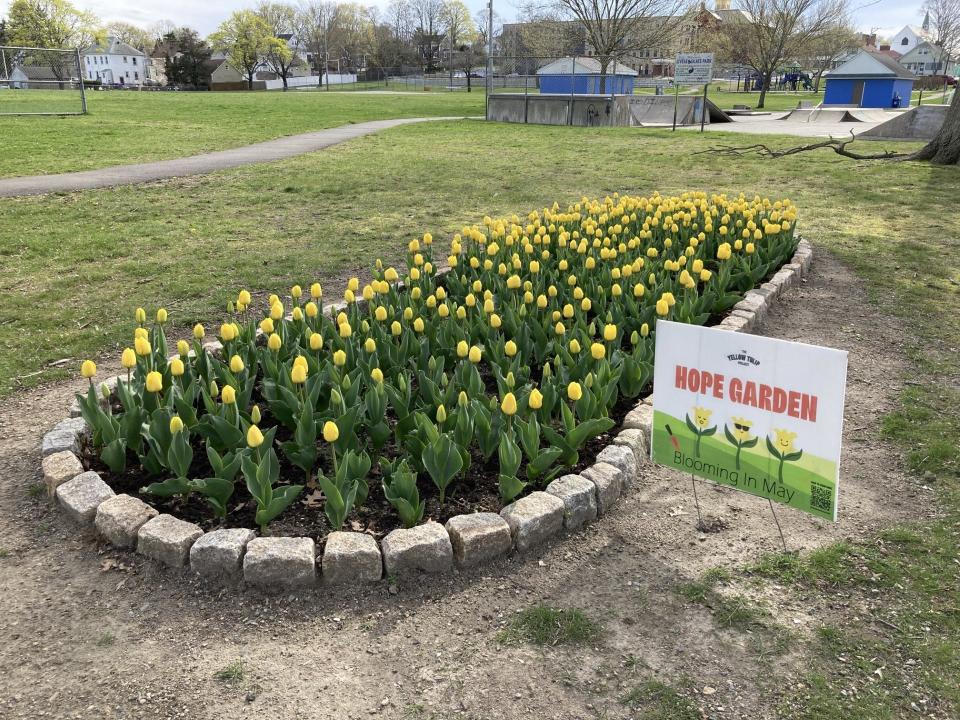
[0,118,957,717]
[0,89,484,177]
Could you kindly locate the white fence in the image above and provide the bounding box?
[264,73,357,90]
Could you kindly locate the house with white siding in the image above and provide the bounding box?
[81,37,149,86]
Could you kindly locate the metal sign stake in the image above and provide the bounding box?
[767,498,788,553]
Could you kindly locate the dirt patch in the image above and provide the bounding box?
[0,250,930,720]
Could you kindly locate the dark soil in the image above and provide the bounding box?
[81,390,638,544]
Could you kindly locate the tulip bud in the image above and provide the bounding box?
[330,388,343,406]
[135,307,146,324]
[80,360,97,379]
[193,323,205,340]
[227,301,235,314]
[333,349,346,367]
[322,421,340,443]
[247,425,264,448]
[268,333,282,352]
[251,405,261,424]
[170,416,184,434]
[585,372,594,389]
[342,374,351,391]
[209,380,219,398]
[436,405,447,424]
[100,383,111,400]
[239,290,252,306]
[121,348,136,369]
[291,364,307,384]
[371,367,384,384]
[177,340,190,357]
[309,332,322,351]
[528,388,543,410]
[468,346,482,363]
[458,390,468,407]
[145,371,163,393]
[221,385,236,404]
[170,358,185,377]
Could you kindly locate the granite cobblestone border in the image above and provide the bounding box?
[42,239,813,590]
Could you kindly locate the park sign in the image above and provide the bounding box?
[674,53,714,85]
[650,321,848,521]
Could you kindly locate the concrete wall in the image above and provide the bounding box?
[487,94,631,126]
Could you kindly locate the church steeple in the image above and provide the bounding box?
[922,10,930,32]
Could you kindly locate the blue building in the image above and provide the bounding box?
[537,57,638,95]
[823,51,915,109]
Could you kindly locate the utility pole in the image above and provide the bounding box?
[485,0,493,118]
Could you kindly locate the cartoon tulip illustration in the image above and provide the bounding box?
[766,429,803,483]
[724,416,759,470]
[685,406,716,458]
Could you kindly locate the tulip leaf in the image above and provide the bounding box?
[498,473,526,504]
[100,438,128,473]
[255,484,303,529]
[422,434,463,503]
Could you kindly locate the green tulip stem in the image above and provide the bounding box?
[331,446,339,478]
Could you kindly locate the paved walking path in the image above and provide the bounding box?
[0,116,467,198]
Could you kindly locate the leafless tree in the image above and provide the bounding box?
[802,18,857,90]
[717,0,848,108]
[547,0,692,90]
[299,0,337,85]
[923,0,960,65]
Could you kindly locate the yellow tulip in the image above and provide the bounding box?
[468,345,482,363]
[309,332,322,351]
[121,348,136,368]
[436,405,447,423]
[391,321,402,336]
[310,282,322,299]
[371,367,384,383]
[322,421,340,443]
[339,321,353,338]
[247,425,264,448]
[177,340,189,357]
[230,355,245,373]
[567,382,583,401]
[528,388,543,410]
[145,371,163,393]
[209,380,219,398]
[641,322,650,337]
[156,308,167,324]
[305,302,318,318]
[457,340,469,358]
[603,324,617,342]
[79,360,97,379]
[505,340,517,357]
[268,333,282,352]
[375,306,388,322]
[220,323,237,341]
[569,339,581,354]
[501,392,518,416]
[193,323,205,340]
[135,307,146,324]
[170,358,185,377]
[591,343,605,360]
[365,338,376,353]
[239,290,252,306]
[169,416,184,434]
[333,349,346,367]
[221,385,236,404]
[135,337,152,356]
[135,327,148,340]
[251,405,261,424]
[291,284,302,299]
[270,303,283,321]
[291,364,307,385]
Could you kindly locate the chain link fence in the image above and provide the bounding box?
[0,46,87,115]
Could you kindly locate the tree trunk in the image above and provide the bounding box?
[247,71,254,91]
[757,71,773,109]
[282,73,288,90]
[911,87,960,164]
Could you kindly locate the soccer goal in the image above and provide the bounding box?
[0,46,87,115]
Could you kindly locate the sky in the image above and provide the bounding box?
[0,0,930,40]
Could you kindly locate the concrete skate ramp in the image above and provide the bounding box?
[628,95,731,126]
[782,106,905,123]
[860,105,947,140]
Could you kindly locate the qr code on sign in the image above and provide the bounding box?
[810,482,833,513]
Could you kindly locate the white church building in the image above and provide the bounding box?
[81,37,149,87]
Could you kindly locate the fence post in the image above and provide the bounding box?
[76,48,88,114]
[568,56,576,126]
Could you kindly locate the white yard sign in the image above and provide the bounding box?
[651,321,848,521]
[674,53,715,85]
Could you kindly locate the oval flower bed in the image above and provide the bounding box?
[48,191,804,587]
